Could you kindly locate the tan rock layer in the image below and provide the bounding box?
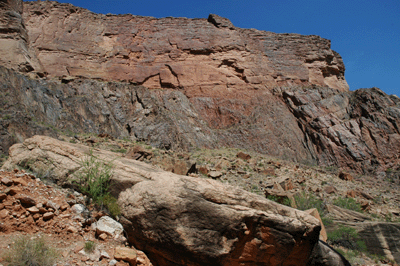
[22,1,348,92]
[0,0,43,73]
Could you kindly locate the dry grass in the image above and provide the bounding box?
[3,235,58,266]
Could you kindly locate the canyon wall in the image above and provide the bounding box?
[0,0,43,73]
[22,1,349,92]
[0,1,399,174]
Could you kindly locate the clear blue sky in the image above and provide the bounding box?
[25,0,399,96]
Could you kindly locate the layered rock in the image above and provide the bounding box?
[22,1,348,92]
[357,222,400,263]
[0,1,399,173]
[1,66,399,173]
[278,86,400,172]
[0,0,43,73]
[2,135,342,265]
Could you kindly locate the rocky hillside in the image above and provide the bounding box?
[1,135,400,265]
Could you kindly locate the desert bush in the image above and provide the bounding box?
[266,195,291,207]
[294,191,325,213]
[327,225,367,252]
[293,191,335,226]
[333,197,362,212]
[3,235,58,266]
[74,150,113,203]
[84,241,96,253]
[101,194,121,217]
[74,150,120,217]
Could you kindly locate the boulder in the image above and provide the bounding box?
[304,208,327,242]
[2,136,332,266]
[308,240,351,266]
[332,221,400,264]
[114,247,137,266]
[95,216,124,238]
[118,173,320,266]
[357,222,400,263]
[339,172,353,181]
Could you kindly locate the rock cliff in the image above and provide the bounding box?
[0,0,43,73]
[0,1,399,174]
[22,1,348,92]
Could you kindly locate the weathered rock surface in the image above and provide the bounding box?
[308,240,351,266]
[342,222,400,264]
[2,135,329,265]
[22,2,348,92]
[95,216,124,238]
[1,66,399,173]
[279,86,400,173]
[0,0,43,73]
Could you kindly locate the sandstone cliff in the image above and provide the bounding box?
[22,1,349,92]
[0,0,43,73]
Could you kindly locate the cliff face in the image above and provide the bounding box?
[0,1,399,174]
[22,1,348,92]
[0,0,43,73]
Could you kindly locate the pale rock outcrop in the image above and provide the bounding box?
[0,0,43,73]
[1,135,347,266]
[95,216,124,238]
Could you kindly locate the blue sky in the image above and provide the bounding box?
[25,0,399,96]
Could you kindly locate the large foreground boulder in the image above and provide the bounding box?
[2,135,347,265]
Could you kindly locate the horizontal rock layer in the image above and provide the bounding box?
[22,1,348,92]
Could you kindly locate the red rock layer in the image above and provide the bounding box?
[22,1,349,92]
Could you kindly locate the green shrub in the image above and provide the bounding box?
[327,225,367,252]
[74,150,113,203]
[266,195,292,207]
[111,148,127,153]
[101,194,121,218]
[294,191,325,214]
[333,197,362,212]
[3,235,58,266]
[84,241,96,253]
[74,150,121,217]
